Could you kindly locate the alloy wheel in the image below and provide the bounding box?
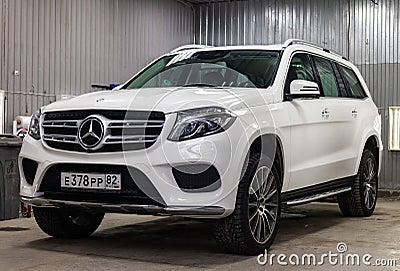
[363,157,377,210]
[248,166,279,244]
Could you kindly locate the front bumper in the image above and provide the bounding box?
[21,196,225,216]
[19,113,251,218]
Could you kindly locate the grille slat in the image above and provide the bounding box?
[42,110,165,152]
[104,135,158,144]
[42,122,78,128]
[42,120,79,125]
[43,134,78,143]
[108,120,164,129]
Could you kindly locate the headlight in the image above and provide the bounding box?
[28,110,41,140]
[168,107,236,141]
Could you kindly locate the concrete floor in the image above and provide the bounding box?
[0,199,399,271]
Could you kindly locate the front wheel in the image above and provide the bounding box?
[213,153,281,255]
[338,149,378,217]
[33,207,104,238]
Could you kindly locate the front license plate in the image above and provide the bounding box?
[61,172,121,190]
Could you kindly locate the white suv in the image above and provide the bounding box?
[20,40,382,255]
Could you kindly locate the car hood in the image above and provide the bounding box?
[43,87,274,114]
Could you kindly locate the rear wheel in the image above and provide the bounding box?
[338,149,378,217]
[213,153,281,255]
[33,207,104,238]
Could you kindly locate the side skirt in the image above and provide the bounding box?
[282,176,355,206]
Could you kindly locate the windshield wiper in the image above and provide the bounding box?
[181,83,218,88]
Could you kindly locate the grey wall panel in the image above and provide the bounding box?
[194,0,400,189]
[195,0,350,59]
[0,0,193,131]
[0,0,3,109]
[194,0,399,65]
[360,63,400,190]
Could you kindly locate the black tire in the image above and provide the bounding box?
[213,153,281,255]
[338,149,378,217]
[33,207,104,238]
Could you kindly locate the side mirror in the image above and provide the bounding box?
[91,83,122,91]
[288,80,320,100]
[111,84,123,91]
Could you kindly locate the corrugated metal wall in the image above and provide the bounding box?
[0,0,193,130]
[194,0,400,189]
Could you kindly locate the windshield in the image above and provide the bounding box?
[123,50,280,89]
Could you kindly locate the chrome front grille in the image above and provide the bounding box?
[42,110,165,152]
[104,119,165,145]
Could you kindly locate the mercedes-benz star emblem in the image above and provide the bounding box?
[78,117,104,149]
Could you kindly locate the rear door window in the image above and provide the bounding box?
[339,66,367,99]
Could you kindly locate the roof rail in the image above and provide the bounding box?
[282,39,321,49]
[282,39,346,59]
[170,44,212,53]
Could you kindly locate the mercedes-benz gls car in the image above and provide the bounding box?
[20,39,382,255]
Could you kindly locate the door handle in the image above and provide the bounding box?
[351,108,358,118]
[322,108,330,119]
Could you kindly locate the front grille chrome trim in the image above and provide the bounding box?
[104,135,159,144]
[43,134,78,143]
[41,110,165,152]
[42,120,79,128]
[108,120,164,129]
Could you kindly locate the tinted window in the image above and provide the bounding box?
[285,54,316,92]
[124,50,280,89]
[313,57,340,97]
[332,63,348,96]
[340,66,367,98]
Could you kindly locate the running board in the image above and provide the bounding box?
[285,187,352,206]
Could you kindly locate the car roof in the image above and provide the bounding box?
[170,40,353,68]
[168,44,283,54]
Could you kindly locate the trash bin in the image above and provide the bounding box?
[0,135,22,220]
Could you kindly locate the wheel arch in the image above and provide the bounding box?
[363,135,380,171]
[245,134,285,187]
[354,133,381,176]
